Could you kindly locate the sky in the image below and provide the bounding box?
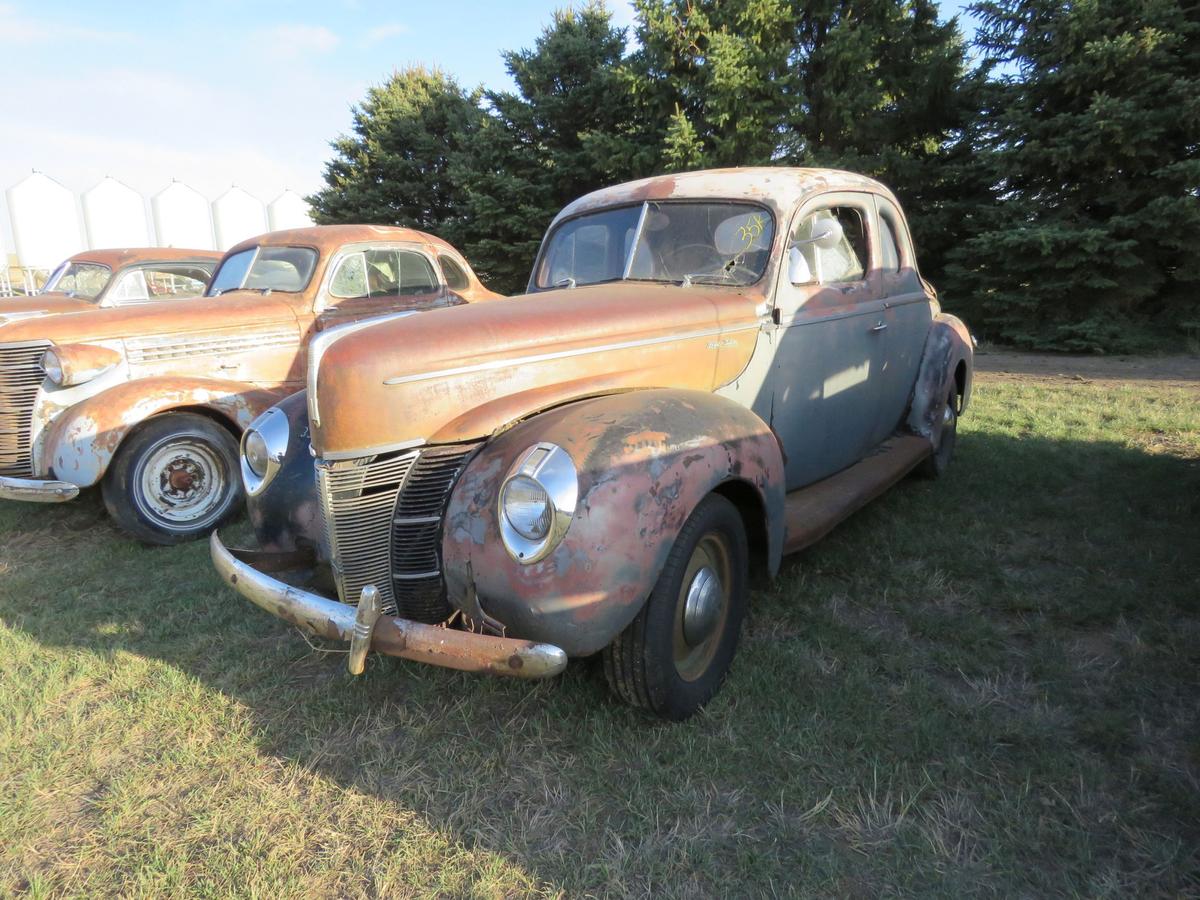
[0,0,979,254]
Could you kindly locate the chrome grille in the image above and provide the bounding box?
[0,341,48,476]
[390,446,479,622]
[316,443,477,621]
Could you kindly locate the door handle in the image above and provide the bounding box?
[870,321,888,332]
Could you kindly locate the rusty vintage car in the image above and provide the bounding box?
[0,224,500,543]
[0,248,223,320]
[212,168,974,719]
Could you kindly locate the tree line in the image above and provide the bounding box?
[309,0,1199,352]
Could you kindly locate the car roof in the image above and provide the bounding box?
[227,224,465,257]
[69,247,224,268]
[551,166,899,227]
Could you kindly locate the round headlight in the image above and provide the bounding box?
[502,474,552,540]
[497,442,578,564]
[244,429,269,478]
[42,349,63,385]
[239,407,290,497]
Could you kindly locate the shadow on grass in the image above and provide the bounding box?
[2,428,1198,894]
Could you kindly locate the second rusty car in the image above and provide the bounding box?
[0,247,223,320]
[214,168,973,719]
[0,225,500,543]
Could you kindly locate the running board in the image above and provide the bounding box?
[782,435,931,556]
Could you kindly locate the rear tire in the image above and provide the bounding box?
[102,413,243,545]
[917,388,958,479]
[602,493,749,720]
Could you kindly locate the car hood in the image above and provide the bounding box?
[311,281,760,457]
[0,292,299,346]
[0,293,93,320]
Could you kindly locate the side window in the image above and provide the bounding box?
[144,266,210,300]
[331,252,368,299]
[879,217,900,272]
[439,255,470,291]
[394,250,438,294]
[108,270,150,303]
[329,248,440,301]
[789,206,868,285]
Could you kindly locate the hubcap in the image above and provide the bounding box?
[683,565,723,646]
[672,532,732,682]
[133,437,228,529]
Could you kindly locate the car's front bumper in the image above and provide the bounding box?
[0,475,79,503]
[210,531,568,680]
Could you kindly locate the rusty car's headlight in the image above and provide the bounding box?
[41,343,121,387]
[240,407,289,497]
[498,442,577,564]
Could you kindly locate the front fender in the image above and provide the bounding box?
[906,313,974,445]
[244,391,322,554]
[442,389,785,656]
[40,376,292,488]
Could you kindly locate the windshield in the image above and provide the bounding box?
[206,246,318,295]
[41,262,112,300]
[534,201,774,290]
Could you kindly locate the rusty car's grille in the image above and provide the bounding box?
[316,444,477,621]
[126,329,295,364]
[0,341,48,476]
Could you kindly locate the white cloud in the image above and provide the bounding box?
[364,22,410,45]
[260,23,340,59]
[0,2,132,43]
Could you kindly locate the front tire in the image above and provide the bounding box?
[102,412,242,545]
[602,493,749,720]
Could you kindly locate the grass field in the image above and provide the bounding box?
[1,359,1198,897]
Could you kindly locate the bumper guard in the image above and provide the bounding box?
[210,531,567,680]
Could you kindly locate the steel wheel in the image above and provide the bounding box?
[103,412,243,545]
[672,531,733,682]
[133,436,229,529]
[602,493,749,720]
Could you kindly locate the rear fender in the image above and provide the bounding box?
[40,376,291,488]
[442,389,785,656]
[906,313,974,446]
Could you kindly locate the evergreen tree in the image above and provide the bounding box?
[456,3,647,292]
[631,1,985,287]
[947,0,1200,350]
[307,67,482,247]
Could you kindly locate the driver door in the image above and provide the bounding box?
[770,192,886,490]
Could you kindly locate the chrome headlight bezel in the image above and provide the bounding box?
[240,406,290,497]
[498,442,578,565]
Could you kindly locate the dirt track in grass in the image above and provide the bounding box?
[976,348,1200,387]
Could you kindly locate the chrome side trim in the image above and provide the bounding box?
[382,322,761,387]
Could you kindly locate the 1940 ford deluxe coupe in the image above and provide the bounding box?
[213,168,973,719]
[0,225,499,543]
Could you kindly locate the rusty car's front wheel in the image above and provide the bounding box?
[602,493,749,720]
[102,412,243,545]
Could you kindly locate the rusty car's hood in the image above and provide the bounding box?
[0,293,93,320]
[0,291,298,346]
[311,281,763,456]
